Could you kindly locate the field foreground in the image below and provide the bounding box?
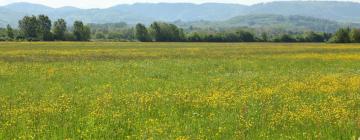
[0,42,359,139]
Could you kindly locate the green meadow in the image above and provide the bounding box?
[0,42,359,139]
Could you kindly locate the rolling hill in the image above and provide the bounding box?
[1,1,360,31]
[174,14,360,33]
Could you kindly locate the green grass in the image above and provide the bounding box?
[0,42,359,139]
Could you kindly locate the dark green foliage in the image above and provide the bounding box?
[95,32,106,39]
[187,32,202,42]
[17,15,92,42]
[304,32,325,42]
[37,15,52,41]
[6,24,14,39]
[64,32,76,41]
[53,19,67,41]
[11,13,360,43]
[73,21,91,41]
[82,26,91,41]
[18,15,38,40]
[185,30,255,42]
[0,28,6,41]
[330,28,351,43]
[274,34,297,42]
[237,31,255,42]
[18,15,88,41]
[107,32,123,40]
[150,22,185,42]
[135,23,151,42]
[349,28,360,43]
[18,15,53,41]
[260,32,269,42]
[73,21,83,41]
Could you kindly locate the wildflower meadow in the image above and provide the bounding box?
[0,42,359,139]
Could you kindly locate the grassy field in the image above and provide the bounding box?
[0,42,359,139]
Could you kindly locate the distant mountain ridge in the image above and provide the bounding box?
[175,14,360,33]
[1,1,360,29]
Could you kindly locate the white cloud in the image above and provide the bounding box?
[0,0,358,8]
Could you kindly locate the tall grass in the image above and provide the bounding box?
[0,42,359,139]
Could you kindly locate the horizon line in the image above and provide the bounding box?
[0,0,358,9]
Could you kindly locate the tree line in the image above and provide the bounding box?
[2,15,90,41]
[134,22,360,43]
[1,14,360,43]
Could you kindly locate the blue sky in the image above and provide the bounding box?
[0,0,358,8]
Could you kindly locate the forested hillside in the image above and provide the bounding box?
[1,1,360,27]
[175,14,360,33]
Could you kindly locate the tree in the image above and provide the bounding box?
[304,31,324,42]
[64,32,76,41]
[37,15,52,41]
[349,28,360,43]
[135,23,151,42]
[149,22,185,42]
[73,21,84,41]
[224,32,238,42]
[168,24,182,41]
[73,21,91,41]
[95,32,106,39]
[53,19,67,41]
[260,32,268,42]
[178,28,186,41]
[237,31,255,42]
[330,28,351,43]
[107,32,122,40]
[150,22,162,41]
[274,34,297,42]
[82,26,91,41]
[187,32,202,42]
[18,15,38,40]
[6,24,14,39]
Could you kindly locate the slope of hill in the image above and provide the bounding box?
[249,1,360,23]
[174,14,356,33]
[224,14,344,32]
[0,2,248,26]
[0,1,360,29]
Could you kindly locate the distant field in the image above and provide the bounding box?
[0,42,359,139]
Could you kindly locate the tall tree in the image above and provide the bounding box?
[150,22,162,41]
[6,24,14,39]
[37,15,52,41]
[350,28,360,43]
[149,22,184,42]
[135,23,150,42]
[73,21,84,41]
[237,30,255,42]
[330,28,351,43]
[82,26,91,41]
[261,32,268,42]
[188,32,202,42]
[73,21,90,41]
[53,19,67,41]
[18,15,38,40]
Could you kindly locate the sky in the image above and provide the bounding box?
[0,0,358,8]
